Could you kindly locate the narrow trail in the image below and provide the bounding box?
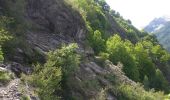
[0,79,21,100]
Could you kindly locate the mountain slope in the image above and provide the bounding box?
[0,0,170,99]
[144,16,170,33]
[144,16,170,52]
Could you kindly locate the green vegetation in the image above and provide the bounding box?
[1,0,170,99]
[116,84,166,100]
[66,0,170,98]
[0,47,4,62]
[20,95,30,100]
[106,34,170,92]
[0,70,13,85]
[25,44,80,100]
[89,30,105,54]
[0,16,13,63]
[106,34,139,81]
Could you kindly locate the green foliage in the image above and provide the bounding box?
[0,29,12,45]
[152,69,170,93]
[0,16,13,63]
[20,95,30,100]
[46,43,80,99]
[2,0,170,98]
[46,43,80,76]
[106,34,170,92]
[0,70,13,85]
[143,75,149,90]
[26,43,80,100]
[116,84,166,100]
[99,52,109,61]
[89,30,105,54]
[31,64,62,100]
[66,0,111,54]
[106,34,139,81]
[134,42,156,81]
[0,30,9,63]
[0,47,4,63]
[0,16,13,45]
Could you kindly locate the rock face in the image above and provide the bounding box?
[27,0,85,37]
[25,0,88,52]
[67,60,136,99]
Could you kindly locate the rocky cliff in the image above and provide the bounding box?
[0,0,169,100]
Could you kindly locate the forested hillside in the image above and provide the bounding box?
[0,0,170,100]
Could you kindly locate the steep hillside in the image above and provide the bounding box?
[0,0,170,100]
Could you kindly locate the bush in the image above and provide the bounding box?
[26,43,80,100]
[0,70,13,85]
[46,43,80,77]
[106,34,139,81]
[151,69,170,93]
[20,95,30,100]
[89,30,105,54]
[0,47,4,63]
[116,84,166,100]
[99,52,109,61]
[0,16,13,63]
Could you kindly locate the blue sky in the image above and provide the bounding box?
[105,0,170,29]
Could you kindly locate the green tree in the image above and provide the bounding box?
[134,42,156,81]
[90,30,105,54]
[32,64,62,100]
[143,75,149,90]
[0,17,12,63]
[46,43,80,77]
[28,43,80,99]
[106,34,139,81]
[152,69,169,93]
[44,43,80,99]
[0,47,4,63]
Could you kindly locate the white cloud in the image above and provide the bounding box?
[105,0,170,29]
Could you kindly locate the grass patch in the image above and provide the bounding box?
[0,70,13,85]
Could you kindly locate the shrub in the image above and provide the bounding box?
[99,52,109,61]
[89,30,105,54]
[151,69,170,93]
[26,43,80,100]
[0,70,13,85]
[116,84,166,100]
[20,95,30,100]
[106,34,139,81]
[0,47,4,63]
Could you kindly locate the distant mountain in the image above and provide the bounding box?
[144,16,170,52]
[144,16,170,33]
